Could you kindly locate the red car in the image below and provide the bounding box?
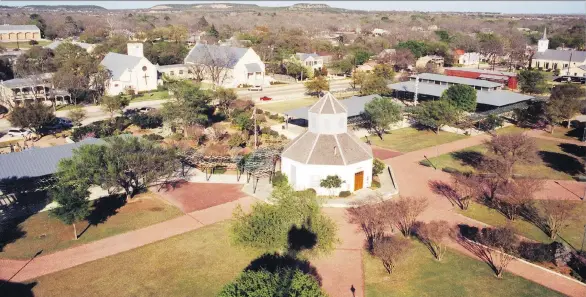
[260,96,272,101]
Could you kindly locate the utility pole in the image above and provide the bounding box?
[253,106,258,149]
[414,75,419,106]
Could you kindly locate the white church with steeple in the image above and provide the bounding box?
[280,92,374,196]
[531,28,586,75]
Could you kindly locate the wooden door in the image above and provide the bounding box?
[354,171,364,191]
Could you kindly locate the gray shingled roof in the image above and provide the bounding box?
[533,50,586,62]
[308,92,347,114]
[0,138,103,181]
[184,44,248,68]
[444,67,516,77]
[285,94,379,120]
[100,53,143,81]
[0,24,40,34]
[45,40,93,51]
[281,131,372,165]
[244,63,262,73]
[413,73,502,88]
[388,81,534,107]
[156,64,187,71]
[295,53,320,61]
[0,73,53,88]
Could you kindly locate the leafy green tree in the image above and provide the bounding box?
[320,175,342,196]
[233,112,254,132]
[8,102,55,134]
[0,57,14,81]
[14,46,56,77]
[546,84,582,131]
[360,73,389,96]
[57,136,178,199]
[353,50,372,65]
[219,268,327,297]
[332,58,354,74]
[101,95,130,122]
[93,34,129,60]
[144,42,188,65]
[214,87,238,115]
[479,114,504,132]
[373,158,386,176]
[518,70,547,94]
[304,76,330,96]
[410,100,460,133]
[197,16,209,29]
[208,24,219,38]
[231,183,338,256]
[372,64,395,81]
[362,97,402,139]
[67,106,87,126]
[28,14,48,37]
[396,40,428,58]
[440,84,477,112]
[435,30,451,43]
[162,81,212,135]
[49,184,91,240]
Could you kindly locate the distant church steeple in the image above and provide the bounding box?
[537,28,549,53]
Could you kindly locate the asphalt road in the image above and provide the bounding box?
[0,79,352,132]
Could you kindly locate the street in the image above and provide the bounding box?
[0,79,351,132]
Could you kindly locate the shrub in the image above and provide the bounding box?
[260,127,271,135]
[419,160,432,167]
[277,116,285,123]
[256,109,264,114]
[371,180,381,188]
[269,130,279,137]
[339,191,352,197]
[264,111,271,116]
[169,133,184,141]
[143,133,164,142]
[442,167,460,174]
[268,114,278,120]
[70,118,130,142]
[271,172,288,187]
[29,40,38,45]
[373,158,386,176]
[518,242,555,263]
[131,113,163,129]
[296,188,316,197]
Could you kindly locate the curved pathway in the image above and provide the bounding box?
[384,132,586,297]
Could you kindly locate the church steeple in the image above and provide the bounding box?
[537,28,549,53]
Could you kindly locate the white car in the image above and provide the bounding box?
[7,128,32,137]
[248,86,263,91]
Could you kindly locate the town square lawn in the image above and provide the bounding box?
[12,221,262,297]
[423,138,585,180]
[0,192,183,260]
[258,97,318,114]
[368,127,467,153]
[365,239,566,297]
[457,200,586,249]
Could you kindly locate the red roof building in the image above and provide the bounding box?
[443,67,518,89]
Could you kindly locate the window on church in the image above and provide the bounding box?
[114,84,119,87]
[170,71,175,76]
[179,70,184,75]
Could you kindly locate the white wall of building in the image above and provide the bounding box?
[105,57,158,96]
[281,157,373,196]
[231,49,266,87]
[458,52,480,65]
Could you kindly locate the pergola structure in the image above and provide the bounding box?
[179,146,283,193]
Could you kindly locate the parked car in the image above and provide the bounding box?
[260,96,272,101]
[44,118,73,130]
[7,128,32,137]
[248,86,263,91]
[139,107,156,113]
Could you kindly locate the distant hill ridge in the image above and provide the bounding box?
[22,5,106,11]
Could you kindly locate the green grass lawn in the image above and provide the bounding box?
[458,201,586,249]
[12,221,262,297]
[424,138,585,180]
[0,193,182,260]
[368,127,468,153]
[365,239,565,297]
[0,40,52,49]
[547,126,583,141]
[258,98,318,114]
[128,90,171,103]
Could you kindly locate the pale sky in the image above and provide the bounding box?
[2,1,585,14]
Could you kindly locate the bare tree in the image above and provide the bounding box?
[495,178,542,221]
[451,173,482,210]
[414,220,451,261]
[347,194,388,251]
[483,132,539,181]
[540,200,579,240]
[472,226,518,278]
[197,45,239,88]
[386,196,428,237]
[186,63,206,82]
[373,236,412,274]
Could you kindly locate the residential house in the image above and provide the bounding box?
[355,60,378,73]
[156,64,192,80]
[531,28,586,72]
[0,73,71,110]
[559,64,586,78]
[0,24,41,41]
[293,53,325,71]
[184,43,266,88]
[454,49,480,66]
[415,55,444,68]
[45,40,96,53]
[100,43,159,96]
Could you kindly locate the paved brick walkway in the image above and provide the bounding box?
[384,133,586,297]
[0,196,256,282]
[155,182,246,213]
[371,146,402,160]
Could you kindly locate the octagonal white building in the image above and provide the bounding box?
[281,92,373,195]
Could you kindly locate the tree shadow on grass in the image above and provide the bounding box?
[450,151,484,168]
[78,194,126,238]
[558,143,586,158]
[428,180,461,208]
[539,151,584,176]
[245,253,323,286]
[0,280,36,297]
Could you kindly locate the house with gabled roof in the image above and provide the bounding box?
[184,43,266,88]
[100,43,158,96]
[45,40,96,53]
[281,92,374,196]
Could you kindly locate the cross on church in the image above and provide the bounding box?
[143,72,149,84]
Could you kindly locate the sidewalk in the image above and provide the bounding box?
[0,196,256,282]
